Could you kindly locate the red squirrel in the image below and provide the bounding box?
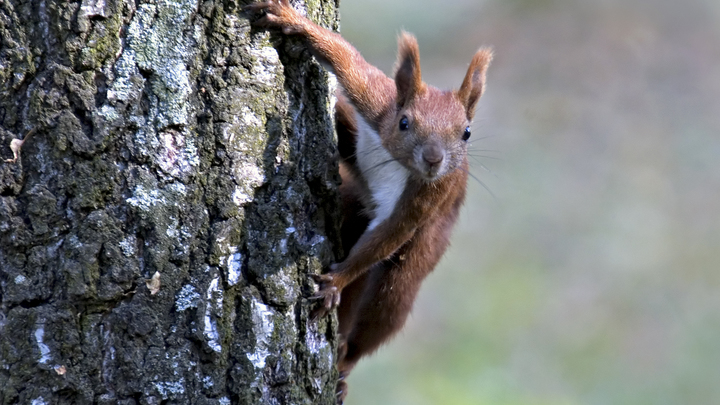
[245,1,492,401]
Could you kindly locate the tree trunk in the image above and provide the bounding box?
[0,0,341,403]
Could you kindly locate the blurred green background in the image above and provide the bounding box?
[336,0,720,404]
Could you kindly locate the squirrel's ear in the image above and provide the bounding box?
[395,32,424,108]
[458,47,493,120]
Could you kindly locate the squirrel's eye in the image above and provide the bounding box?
[462,126,471,141]
[399,116,409,131]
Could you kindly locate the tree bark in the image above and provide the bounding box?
[0,0,341,403]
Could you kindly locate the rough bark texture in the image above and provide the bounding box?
[0,0,342,403]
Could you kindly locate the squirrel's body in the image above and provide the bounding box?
[246,1,492,402]
[333,91,471,375]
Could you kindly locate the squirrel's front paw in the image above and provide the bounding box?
[243,0,305,35]
[310,272,341,320]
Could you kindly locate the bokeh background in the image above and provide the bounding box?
[337,0,720,404]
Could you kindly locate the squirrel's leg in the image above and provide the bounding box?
[338,209,458,378]
[245,0,394,125]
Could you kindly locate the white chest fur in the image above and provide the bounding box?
[354,113,409,231]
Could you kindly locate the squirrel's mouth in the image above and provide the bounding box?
[416,165,444,182]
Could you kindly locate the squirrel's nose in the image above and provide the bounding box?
[422,143,444,166]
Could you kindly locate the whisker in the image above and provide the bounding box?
[467,154,502,161]
[468,158,500,179]
[469,134,497,142]
[467,148,501,153]
[345,143,385,160]
[458,167,496,200]
[365,157,400,173]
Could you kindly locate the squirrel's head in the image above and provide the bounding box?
[381,32,493,182]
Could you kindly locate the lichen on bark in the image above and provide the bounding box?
[0,0,342,403]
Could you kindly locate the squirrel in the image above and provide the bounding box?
[245,1,492,402]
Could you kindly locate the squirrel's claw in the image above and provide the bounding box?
[311,284,340,309]
[252,14,279,28]
[243,0,291,18]
[336,380,348,404]
[309,273,334,284]
[309,272,341,320]
[242,1,269,13]
[244,0,305,34]
[243,0,289,12]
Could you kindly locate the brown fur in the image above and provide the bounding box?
[245,1,492,402]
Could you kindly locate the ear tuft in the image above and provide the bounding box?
[394,32,424,108]
[458,47,493,120]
